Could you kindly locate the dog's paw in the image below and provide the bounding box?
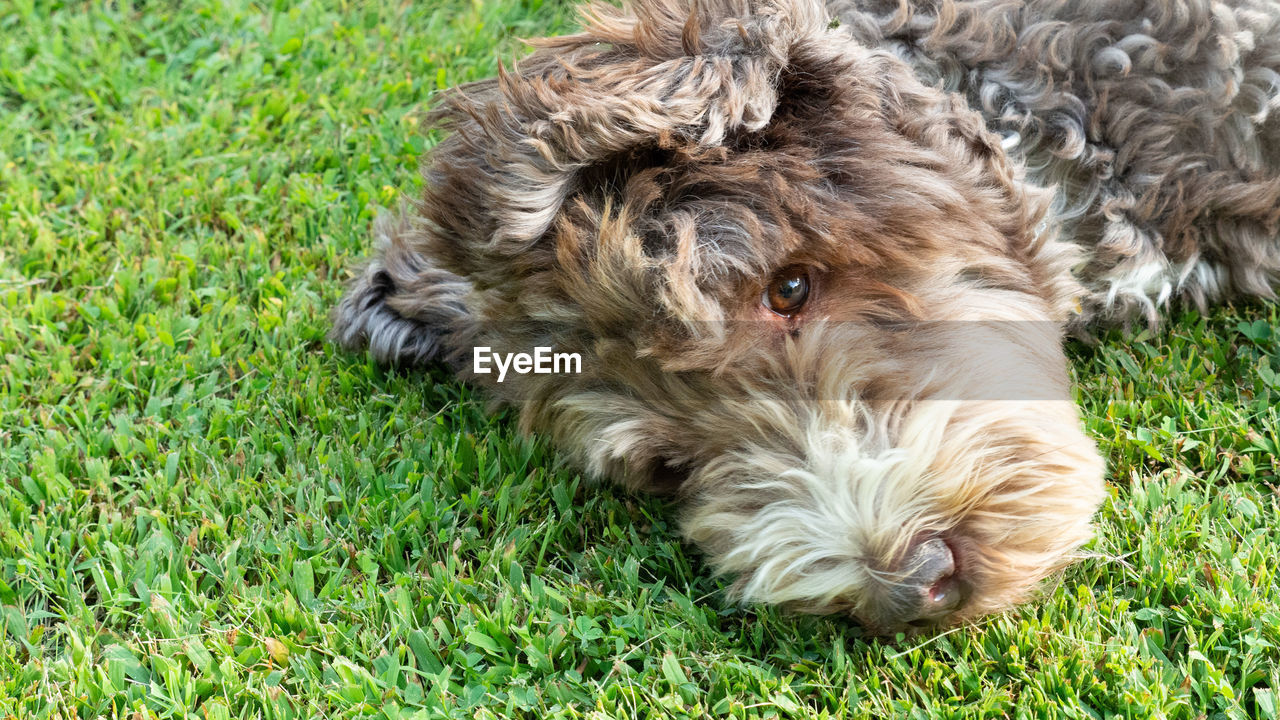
[331,215,472,368]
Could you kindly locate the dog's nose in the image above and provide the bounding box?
[891,537,968,626]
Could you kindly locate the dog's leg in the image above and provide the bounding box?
[330,213,473,368]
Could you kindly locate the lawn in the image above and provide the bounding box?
[1,0,1279,717]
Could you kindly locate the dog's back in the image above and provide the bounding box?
[831,0,1280,321]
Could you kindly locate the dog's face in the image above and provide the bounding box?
[420,0,1106,631]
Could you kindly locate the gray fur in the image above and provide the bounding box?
[831,0,1280,321]
[330,214,473,368]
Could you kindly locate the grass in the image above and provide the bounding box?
[1,0,1278,717]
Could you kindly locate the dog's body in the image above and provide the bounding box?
[332,0,1280,632]
[838,0,1280,322]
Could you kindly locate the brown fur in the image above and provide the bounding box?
[834,0,1280,320]
[332,0,1277,631]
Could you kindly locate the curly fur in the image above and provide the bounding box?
[331,0,1277,631]
[833,0,1280,321]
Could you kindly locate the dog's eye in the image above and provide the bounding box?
[765,267,810,316]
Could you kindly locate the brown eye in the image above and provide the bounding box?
[765,267,811,316]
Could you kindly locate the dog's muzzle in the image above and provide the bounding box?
[885,536,970,628]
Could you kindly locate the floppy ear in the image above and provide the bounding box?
[416,0,834,288]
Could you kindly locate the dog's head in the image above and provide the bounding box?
[418,0,1106,632]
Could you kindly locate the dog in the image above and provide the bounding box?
[331,0,1280,632]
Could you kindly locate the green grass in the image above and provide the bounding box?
[1,0,1278,717]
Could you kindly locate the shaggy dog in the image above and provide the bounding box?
[332,0,1280,632]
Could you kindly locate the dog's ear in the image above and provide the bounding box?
[418,0,837,286]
